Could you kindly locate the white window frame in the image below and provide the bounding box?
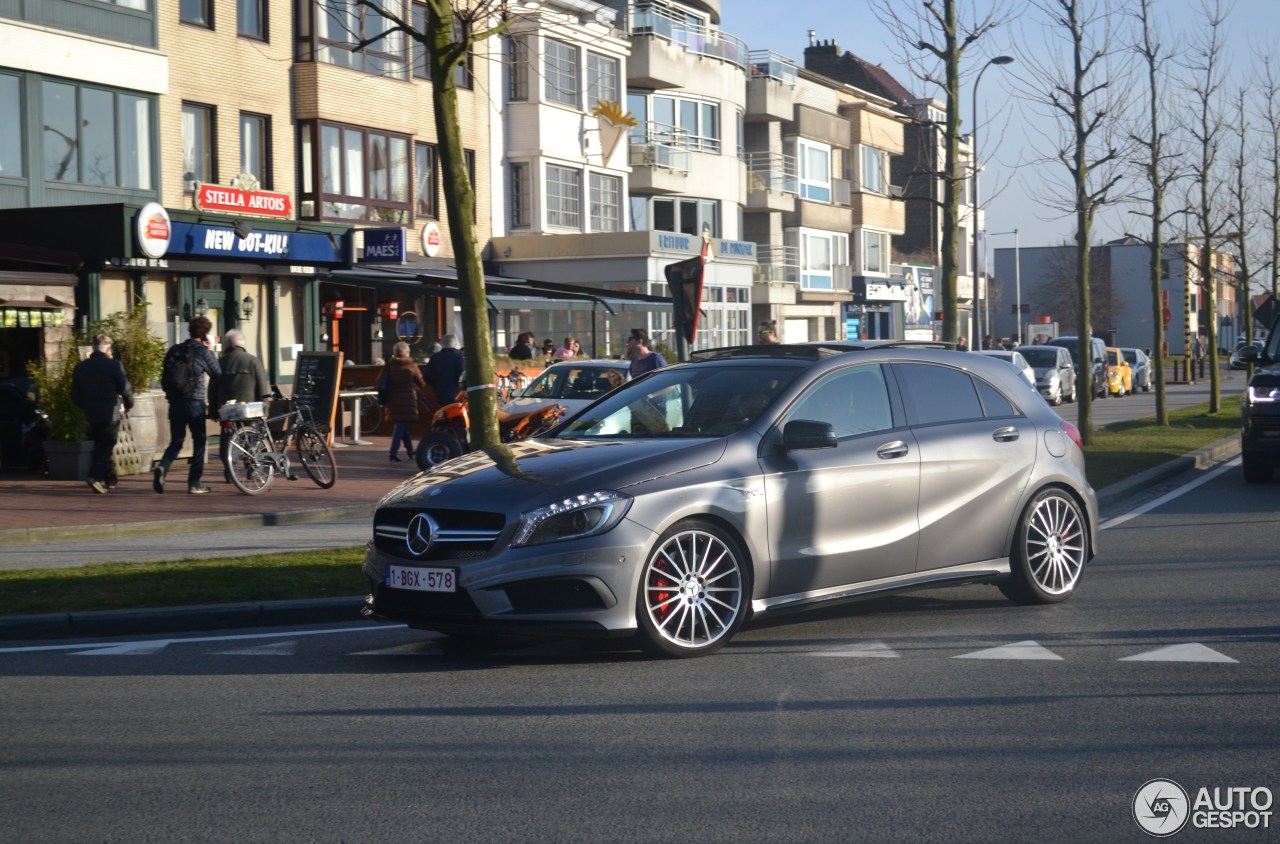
[589,172,621,232]
[860,145,888,195]
[861,229,888,275]
[796,138,831,202]
[798,228,849,290]
[545,38,579,108]
[546,163,582,228]
[587,53,619,104]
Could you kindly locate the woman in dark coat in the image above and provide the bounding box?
[385,341,428,462]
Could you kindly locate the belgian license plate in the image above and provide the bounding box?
[386,565,456,593]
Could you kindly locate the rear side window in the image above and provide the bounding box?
[974,379,1018,418]
[895,363,983,425]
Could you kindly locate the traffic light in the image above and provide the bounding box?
[934,311,945,321]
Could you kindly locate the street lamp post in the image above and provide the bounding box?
[988,228,1021,343]
[971,55,1014,348]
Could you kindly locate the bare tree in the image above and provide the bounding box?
[1126,0,1182,425]
[1257,54,1280,307]
[1228,88,1258,372]
[1180,0,1232,413]
[871,0,1008,344]
[357,0,513,449]
[1021,0,1132,443]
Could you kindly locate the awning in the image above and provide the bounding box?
[0,295,76,309]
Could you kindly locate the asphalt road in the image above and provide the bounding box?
[1,458,1275,842]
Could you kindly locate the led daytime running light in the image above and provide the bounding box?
[1248,385,1280,403]
[513,490,631,546]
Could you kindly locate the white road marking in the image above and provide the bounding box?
[350,641,444,656]
[212,641,298,656]
[72,641,171,656]
[810,641,900,658]
[954,640,1064,660]
[1100,457,1240,531]
[1119,643,1238,663]
[0,624,400,654]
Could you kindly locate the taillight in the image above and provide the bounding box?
[1059,419,1083,450]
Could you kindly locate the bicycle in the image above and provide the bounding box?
[221,399,337,495]
[356,392,383,435]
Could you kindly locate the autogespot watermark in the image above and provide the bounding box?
[1133,779,1273,836]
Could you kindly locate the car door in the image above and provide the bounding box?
[891,362,1038,571]
[759,363,920,598]
[1057,349,1077,397]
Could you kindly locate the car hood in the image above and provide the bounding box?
[378,437,728,511]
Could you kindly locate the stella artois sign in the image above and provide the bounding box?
[194,183,292,218]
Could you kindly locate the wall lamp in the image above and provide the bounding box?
[240,294,255,320]
[182,297,210,321]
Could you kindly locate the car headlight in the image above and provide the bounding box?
[512,490,633,546]
[1248,385,1280,403]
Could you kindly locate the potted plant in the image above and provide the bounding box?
[26,337,91,480]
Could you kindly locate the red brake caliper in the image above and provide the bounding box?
[652,560,671,620]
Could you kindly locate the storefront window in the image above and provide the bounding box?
[99,277,130,319]
[144,276,179,344]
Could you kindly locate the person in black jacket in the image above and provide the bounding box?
[210,328,272,482]
[70,334,134,494]
[424,334,465,406]
[154,316,221,495]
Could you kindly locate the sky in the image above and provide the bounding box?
[719,0,1280,254]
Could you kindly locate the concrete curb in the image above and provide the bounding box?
[0,435,1245,643]
[0,503,377,546]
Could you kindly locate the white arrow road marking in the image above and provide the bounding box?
[954,640,1064,660]
[810,641,901,658]
[1119,643,1238,663]
[350,641,444,656]
[212,641,298,656]
[72,640,172,656]
[1101,457,1240,530]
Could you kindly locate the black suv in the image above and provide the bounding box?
[1238,318,1280,482]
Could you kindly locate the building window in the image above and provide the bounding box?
[862,229,887,275]
[796,139,831,202]
[181,102,214,191]
[648,94,720,153]
[454,19,474,89]
[798,229,848,290]
[546,164,581,228]
[508,35,529,101]
[415,142,437,218]
[545,38,579,107]
[181,0,212,27]
[652,197,718,237]
[589,172,621,232]
[510,162,530,228]
[316,0,407,80]
[237,0,265,39]
[861,145,887,195]
[303,121,410,222]
[41,82,153,189]
[412,3,428,79]
[240,113,270,188]
[0,75,21,177]
[587,53,619,104]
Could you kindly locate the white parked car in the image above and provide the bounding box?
[976,350,1037,392]
[502,360,629,419]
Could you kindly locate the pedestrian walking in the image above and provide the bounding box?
[70,334,133,494]
[626,328,668,377]
[154,316,221,495]
[424,334,465,406]
[386,342,429,462]
[210,328,271,483]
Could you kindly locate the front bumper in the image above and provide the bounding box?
[1242,402,1280,461]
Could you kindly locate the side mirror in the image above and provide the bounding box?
[1239,345,1261,363]
[782,419,837,450]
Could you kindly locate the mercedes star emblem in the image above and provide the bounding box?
[405,513,438,557]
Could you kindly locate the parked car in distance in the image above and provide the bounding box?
[1105,348,1134,396]
[1047,335,1108,398]
[975,349,1036,391]
[1117,347,1152,392]
[502,360,629,418]
[1231,342,1264,370]
[1238,318,1280,482]
[1015,345,1077,406]
[363,342,1099,658]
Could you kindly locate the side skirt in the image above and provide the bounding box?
[752,560,1011,615]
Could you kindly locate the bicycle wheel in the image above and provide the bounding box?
[227,428,274,495]
[297,425,337,488]
[358,395,383,435]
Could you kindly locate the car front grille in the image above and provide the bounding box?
[374,508,505,561]
[371,582,483,624]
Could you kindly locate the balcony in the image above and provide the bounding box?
[744,151,796,212]
[628,122,692,194]
[626,3,749,88]
[783,105,852,149]
[746,51,797,123]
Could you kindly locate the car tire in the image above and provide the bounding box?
[1067,384,1077,403]
[1242,455,1272,484]
[415,432,463,470]
[999,487,1088,605]
[636,519,751,658]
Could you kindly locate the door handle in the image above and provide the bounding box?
[992,426,1020,442]
[876,440,909,459]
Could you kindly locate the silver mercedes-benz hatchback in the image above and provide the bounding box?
[362,343,1098,658]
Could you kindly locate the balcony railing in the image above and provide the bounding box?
[748,50,798,85]
[628,122,692,171]
[754,244,799,284]
[744,151,798,194]
[631,2,750,70]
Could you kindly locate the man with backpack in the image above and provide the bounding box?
[154,316,221,494]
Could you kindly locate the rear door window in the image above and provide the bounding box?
[894,363,983,426]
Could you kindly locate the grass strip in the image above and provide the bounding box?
[1083,400,1240,489]
[0,547,365,616]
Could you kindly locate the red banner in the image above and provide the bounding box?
[195,184,292,218]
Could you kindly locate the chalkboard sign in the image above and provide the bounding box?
[293,351,343,442]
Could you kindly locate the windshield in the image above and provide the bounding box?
[555,364,802,439]
[1122,350,1138,364]
[518,364,627,402]
[1107,350,1120,366]
[1020,348,1059,368]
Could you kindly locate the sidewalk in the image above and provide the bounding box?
[0,432,420,546]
